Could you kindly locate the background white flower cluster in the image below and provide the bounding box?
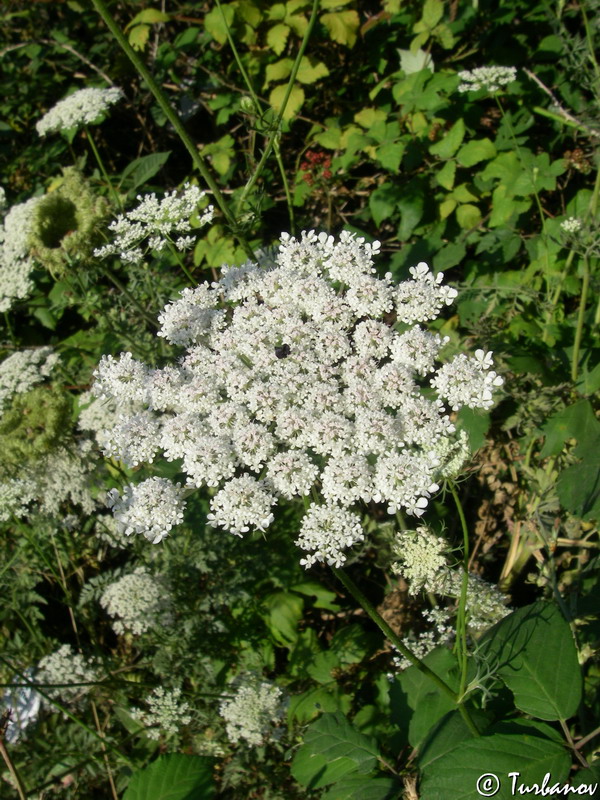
[93,231,502,567]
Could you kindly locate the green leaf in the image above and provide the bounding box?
[479,601,582,721]
[398,47,434,74]
[419,709,488,772]
[420,733,570,800]
[125,8,170,30]
[557,455,600,520]
[397,178,425,239]
[429,119,465,159]
[267,22,290,55]
[262,591,304,647]
[291,712,380,789]
[122,755,215,800]
[128,24,150,51]
[354,107,387,129]
[321,774,400,800]
[296,56,330,84]
[456,138,496,167]
[288,686,343,723]
[204,4,235,44]
[320,0,354,7]
[539,400,600,458]
[265,57,293,85]
[369,182,401,227]
[118,151,171,193]
[421,0,444,29]
[320,10,359,47]
[456,203,481,229]
[269,83,305,120]
[456,407,490,452]
[290,581,338,611]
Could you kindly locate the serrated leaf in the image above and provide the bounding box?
[374,141,404,172]
[398,47,434,74]
[125,8,169,30]
[420,733,570,800]
[429,119,465,159]
[128,24,150,51]
[439,197,457,219]
[456,138,496,167]
[557,456,600,520]
[539,400,600,458]
[291,712,380,789]
[267,22,290,55]
[436,160,456,189]
[369,182,401,226]
[320,10,359,47]
[118,151,171,193]
[354,107,387,129]
[269,83,304,120]
[321,774,400,800]
[265,57,293,85]
[456,203,481,229]
[420,0,444,29]
[122,754,215,800]
[204,4,235,44]
[296,56,330,84]
[479,601,582,721]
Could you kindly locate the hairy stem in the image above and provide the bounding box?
[331,565,480,736]
[449,481,470,700]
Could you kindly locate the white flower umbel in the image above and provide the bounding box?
[134,687,192,740]
[36,86,123,136]
[100,567,172,635]
[458,66,517,93]
[560,217,583,234]
[0,196,42,312]
[107,477,186,544]
[94,230,503,568]
[37,645,98,707]
[219,674,285,747]
[0,347,59,413]
[94,184,214,265]
[391,527,448,595]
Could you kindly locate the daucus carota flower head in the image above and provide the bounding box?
[219,674,285,747]
[0,347,59,413]
[457,66,517,93]
[100,567,172,635]
[133,687,192,740]
[36,86,123,136]
[107,477,186,544]
[391,527,448,595]
[560,217,582,234]
[37,645,98,707]
[0,196,42,312]
[94,230,503,568]
[94,184,214,264]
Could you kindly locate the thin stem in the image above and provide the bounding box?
[236,0,319,215]
[449,481,470,700]
[0,732,28,800]
[89,0,253,258]
[560,718,589,769]
[84,125,121,209]
[330,565,480,736]
[571,256,590,382]
[166,238,196,284]
[575,723,600,751]
[98,263,158,328]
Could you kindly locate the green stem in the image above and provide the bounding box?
[166,238,196,284]
[98,263,158,328]
[330,566,480,736]
[0,735,27,800]
[89,0,253,258]
[84,125,121,209]
[236,0,319,215]
[571,255,591,382]
[449,481,470,699]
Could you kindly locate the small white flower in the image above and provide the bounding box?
[560,217,582,234]
[107,477,186,544]
[296,503,364,568]
[36,87,123,136]
[458,66,517,93]
[133,687,192,740]
[219,674,285,747]
[100,567,172,635]
[207,475,276,536]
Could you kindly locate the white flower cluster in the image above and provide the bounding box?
[107,477,186,544]
[93,231,503,568]
[560,217,582,234]
[219,674,285,747]
[36,86,123,136]
[0,347,59,412]
[0,196,41,312]
[0,441,96,522]
[93,184,214,264]
[391,607,454,672]
[37,645,98,707]
[391,527,448,595]
[133,687,192,740]
[100,567,172,635]
[458,66,517,93]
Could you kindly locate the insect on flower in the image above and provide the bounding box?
[274,344,291,359]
